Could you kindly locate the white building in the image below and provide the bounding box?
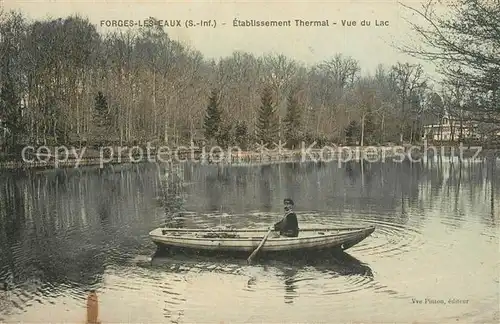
[423,112,500,141]
[422,113,478,141]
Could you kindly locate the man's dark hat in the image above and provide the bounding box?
[283,198,294,205]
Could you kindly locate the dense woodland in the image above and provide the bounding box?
[0,0,498,154]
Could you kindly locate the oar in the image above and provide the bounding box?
[86,290,101,324]
[247,228,272,264]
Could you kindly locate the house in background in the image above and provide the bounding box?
[423,111,500,141]
[422,112,479,141]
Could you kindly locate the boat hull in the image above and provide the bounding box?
[149,226,375,255]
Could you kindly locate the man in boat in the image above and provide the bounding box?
[272,198,299,237]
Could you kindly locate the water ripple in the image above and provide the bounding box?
[0,161,497,323]
[181,210,426,260]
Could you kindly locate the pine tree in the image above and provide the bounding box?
[93,91,110,128]
[93,91,111,145]
[283,90,302,148]
[256,86,278,146]
[234,120,248,149]
[215,123,232,148]
[345,120,360,145]
[204,89,222,141]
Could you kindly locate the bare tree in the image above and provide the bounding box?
[400,0,499,130]
[392,62,427,143]
[0,7,445,154]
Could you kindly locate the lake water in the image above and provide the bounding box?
[0,159,499,323]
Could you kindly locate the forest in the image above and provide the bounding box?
[0,0,498,155]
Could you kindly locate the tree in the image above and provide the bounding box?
[203,88,222,142]
[364,105,376,145]
[94,91,110,126]
[392,62,427,143]
[318,54,360,89]
[424,91,445,141]
[309,54,361,141]
[92,91,111,145]
[256,86,279,146]
[0,8,457,152]
[234,120,248,149]
[0,11,25,150]
[0,74,22,148]
[283,89,302,148]
[374,64,399,143]
[215,123,232,148]
[262,54,299,137]
[352,77,378,146]
[401,0,499,131]
[344,120,359,145]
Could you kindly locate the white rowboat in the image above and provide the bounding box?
[149,225,375,253]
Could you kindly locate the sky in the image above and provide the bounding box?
[2,0,443,80]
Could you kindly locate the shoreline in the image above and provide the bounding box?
[0,145,498,171]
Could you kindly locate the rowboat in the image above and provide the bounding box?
[149,225,375,254]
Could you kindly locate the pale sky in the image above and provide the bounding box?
[3,0,442,79]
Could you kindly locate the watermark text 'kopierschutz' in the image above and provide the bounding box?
[19,140,483,169]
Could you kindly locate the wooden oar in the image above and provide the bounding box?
[247,228,273,264]
[86,290,101,324]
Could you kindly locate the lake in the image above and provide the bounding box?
[0,159,498,323]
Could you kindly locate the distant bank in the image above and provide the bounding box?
[0,144,498,170]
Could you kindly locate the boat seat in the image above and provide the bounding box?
[200,232,240,239]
